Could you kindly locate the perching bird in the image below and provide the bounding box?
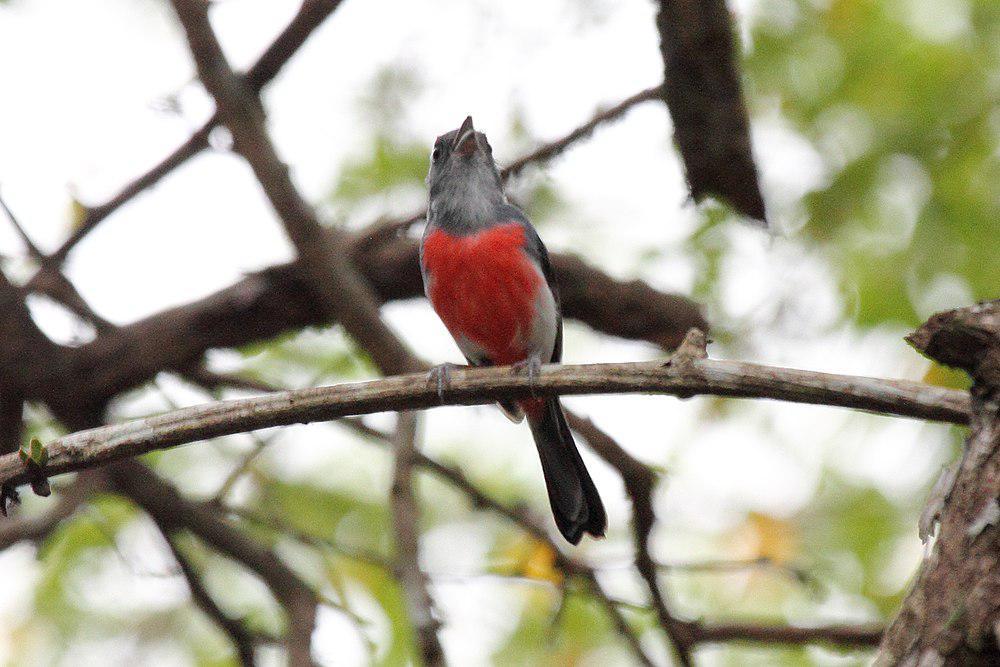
[419,116,606,544]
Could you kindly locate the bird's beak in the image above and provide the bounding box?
[453,115,478,156]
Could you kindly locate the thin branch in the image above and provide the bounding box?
[366,84,665,240]
[500,85,664,181]
[0,348,970,491]
[163,530,259,666]
[42,0,347,266]
[586,572,656,667]
[110,461,318,666]
[692,622,883,647]
[389,412,445,665]
[566,409,694,663]
[0,473,101,549]
[0,188,45,260]
[171,0,420,376]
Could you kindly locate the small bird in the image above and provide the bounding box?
[419,116,607,544]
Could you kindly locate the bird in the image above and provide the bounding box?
[419,116,607,544]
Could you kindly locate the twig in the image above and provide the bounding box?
[0,188,45,260]
[389,412,445,665]
[0,350,970,490]
[162,530,260,666]
[111,461,318,666]
[367,84,665,240]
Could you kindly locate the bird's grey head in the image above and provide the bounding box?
[426,116,504,226]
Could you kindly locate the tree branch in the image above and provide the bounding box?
[171,0,421,377]
[110,460,318,666]
[162,529,260,666]
[389,412,445,665]
[693,622,883,647]
[0,348,969,493]
[655,0,766,221]
[41,0,347,267]
[366,84,666,240]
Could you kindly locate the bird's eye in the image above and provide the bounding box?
[432,147,442,162]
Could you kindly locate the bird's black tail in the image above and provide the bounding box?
[526,398,606,544]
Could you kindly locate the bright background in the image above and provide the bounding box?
[0,0,995,664]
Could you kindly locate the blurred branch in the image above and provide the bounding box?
[110,460,319,666]
[71,242,707,407]
[566,409,694,663]
[38,0,347,268]
[389,412,445,665]
[365,84,666,241]
[171,0,421,377]
[162,530,261,666]
[692,622,883,647]
[0,335,970,491]
[655,0,766,222]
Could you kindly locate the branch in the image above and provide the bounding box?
[110,460,318,666]
[566,409,694,663]
[355,421,654,664]
[389,412,444,665]
[367,84,666,240]
[655,0,766,222]
[162,530,260,666]
[42,0,347,266]
[0,349,969,498]
[172,0,420,376]
[692,622,883,647]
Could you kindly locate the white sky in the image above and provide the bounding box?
[0,1,952,665]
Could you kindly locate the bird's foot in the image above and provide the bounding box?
[427,362,461,402]
[511,355,543,396]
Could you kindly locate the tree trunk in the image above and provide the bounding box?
[879,300,1000,665]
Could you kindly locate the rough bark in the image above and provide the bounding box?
[878,300,1000,665]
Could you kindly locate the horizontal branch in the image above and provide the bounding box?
[0,351,969,490]
[692,622,883,647]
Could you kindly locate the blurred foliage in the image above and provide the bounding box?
[737,0,998,327]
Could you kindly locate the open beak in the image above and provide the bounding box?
[453,115,478,156]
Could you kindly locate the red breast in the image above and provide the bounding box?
[422,223,544,366]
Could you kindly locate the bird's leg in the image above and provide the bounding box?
[511,353,543,397]
[427,362,461,402]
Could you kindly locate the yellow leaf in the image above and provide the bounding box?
[922,362,970,390]
[730,512,799,565]
[67,195,89,232]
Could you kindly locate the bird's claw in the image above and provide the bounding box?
[511,355,543,397]
[427,362,460,402]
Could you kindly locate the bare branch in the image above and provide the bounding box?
[43,0,347,266]
[0,352,970,490]
[367,84,666,240]
[162,530,260,666]
[692,622,883,647]
[110,460,318,666]
[389,412,445,665]
[566,410,694,663]
[171,0,420,376]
